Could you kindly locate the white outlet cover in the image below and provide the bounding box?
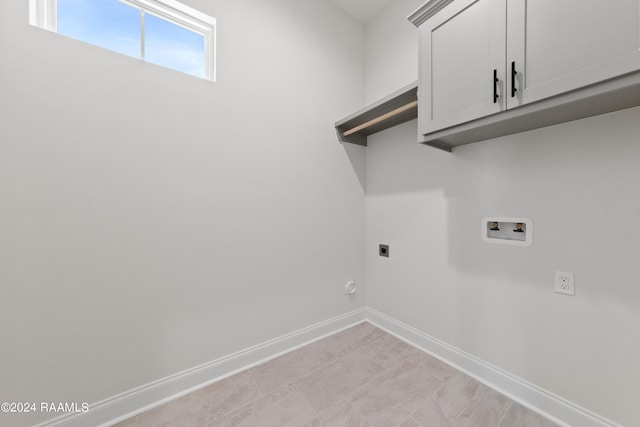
[554,271,575,296]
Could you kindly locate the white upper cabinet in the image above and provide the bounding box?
[410,0,640,145]
[507,0,640,109]
[418,0,506,135]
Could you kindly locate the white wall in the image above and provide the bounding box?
[0,1,365,426]
[365,0,420,103]
[365,2,640,426]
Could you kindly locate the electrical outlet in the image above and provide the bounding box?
[554,271,575,296]
[379,244,389,257]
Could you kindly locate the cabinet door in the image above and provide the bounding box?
[419,0,506,135]
[507,0,640,109]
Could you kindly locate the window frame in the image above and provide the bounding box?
[29,0,217,81]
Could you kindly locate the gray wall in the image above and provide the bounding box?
[365,0,420,103]
[364,1,640,426]
[0,1,366,425]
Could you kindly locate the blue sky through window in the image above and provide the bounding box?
[57,0,206,78]
[58,0,140,58]
[145,13,205,78]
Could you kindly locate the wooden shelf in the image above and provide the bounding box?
[335,82,418,146]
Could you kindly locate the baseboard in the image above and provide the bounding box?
[38,306,619,427]
[37,308,367,427]
[364,307,620,427]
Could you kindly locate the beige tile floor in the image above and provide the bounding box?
[113,323,558,427]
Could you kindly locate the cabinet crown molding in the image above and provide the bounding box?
[408,0,454,27]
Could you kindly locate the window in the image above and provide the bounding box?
[29,0,216,81]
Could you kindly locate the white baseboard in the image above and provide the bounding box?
[37,308,367,427]
[364,307,620,427]
[38,306,619,427]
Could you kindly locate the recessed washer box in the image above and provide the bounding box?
[481,217,532,247]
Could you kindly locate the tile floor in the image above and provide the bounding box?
[113,323,558,427]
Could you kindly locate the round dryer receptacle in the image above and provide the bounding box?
[344,280,357,295]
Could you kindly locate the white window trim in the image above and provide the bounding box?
[29,0,57,31]
[29,0,216,81]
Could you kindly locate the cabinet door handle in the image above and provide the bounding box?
[511,61,518,97]
[493,69,499,103]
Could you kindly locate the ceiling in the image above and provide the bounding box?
[330,0,394,24]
